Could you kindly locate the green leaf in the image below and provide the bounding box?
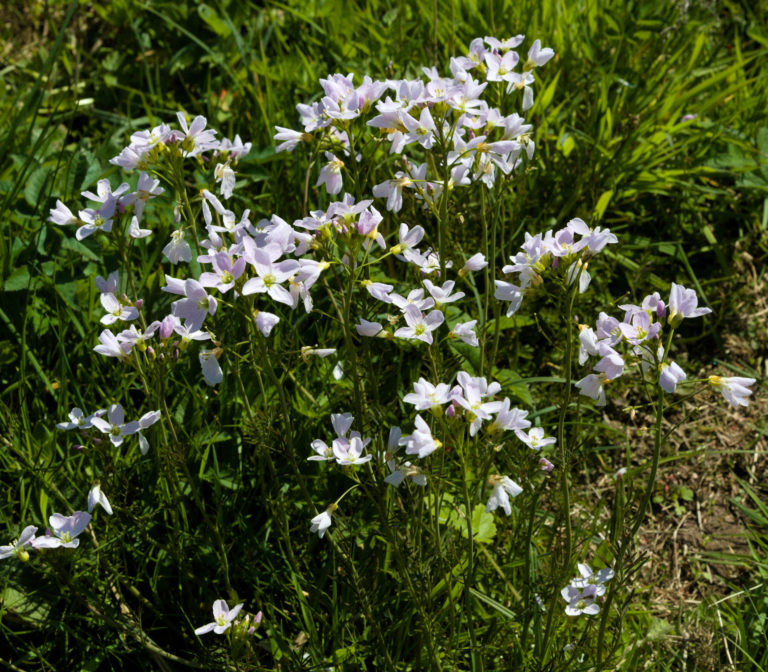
[493,368,533,407]
[486,315,535,331]
[24,165,51,208]
[593,189,613,222]
[536,70,561,111]
[4,266,39,292]
[470,504,497,544]
[61,237,101,262]
[1,586,51,625]
[469,588,516,621]
[198,4,231,36]
[448,338,480,375]
[558,132,576,158]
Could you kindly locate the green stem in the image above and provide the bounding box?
[458,439,481,672]
[539,281,578,665]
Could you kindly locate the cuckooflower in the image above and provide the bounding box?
[575,373,608,406]
[163,230,192,264]
[90,404,140,446]
[87,484,113,515]
[708,376,756,408]
[199,349,224,386]
[33,512,91,549]
[572,563,614,597]
[561,584,600,616]
[310,504,337,538]
[403,378,452,411]
[487,398,530,435]
[400,415,442,458]
[394,304,444,345]
[516,427,556,451]
[450,320,479,346]
[57,407,104,431]
[0,526,37,561]
[659,361,686,393]
[485,475,523,516]
[667,283,712,326]
[194,599,245,635]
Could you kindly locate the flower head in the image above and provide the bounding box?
[0,526,37,561]
[194,599,245,635]
[33,512,91,549]
[708,376,756,408]
[310,504,337,538]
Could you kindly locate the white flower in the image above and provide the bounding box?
[87,484,113,515]
[575,373,607,406]
[485,475,523,516]
[394,305,444,345]
[163,230,192,264]
[215,163,236,199]
[403,378,452,410]
[561,584,600,616]
[310,505,337,538]
[200,349,223,386]
[33,512,91,549]
[572,563,614,596]
[708,375,755,408]
[451,320,479,347]
[194,599,244,635]
[668,283,712,324]
[459,253,487,275]
[516,427,556,451]
[355,319,384,337]
[57,407,104,431]
[400,415,442,458]
[90,404,141,446]
[0,526,37,561]
[659,361,686,393]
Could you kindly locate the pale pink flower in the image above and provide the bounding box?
[194,599,244,635]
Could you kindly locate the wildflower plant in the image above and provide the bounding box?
[2,31,757,671]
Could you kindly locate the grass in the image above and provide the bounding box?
[1,1,767,670]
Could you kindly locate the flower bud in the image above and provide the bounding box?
[159,315,175,340]
[656,300,666,320]
[134,299,144,310]
[539,457,554,473]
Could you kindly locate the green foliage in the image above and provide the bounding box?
[1,1,766,670]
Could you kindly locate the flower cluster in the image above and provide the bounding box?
[309,370,558,538]
[561,563,614,616]
[575,282,755,407]
[1,512,92,561]
[495,218,618,317]
[276,37,554,202]
[58,404,160,454]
